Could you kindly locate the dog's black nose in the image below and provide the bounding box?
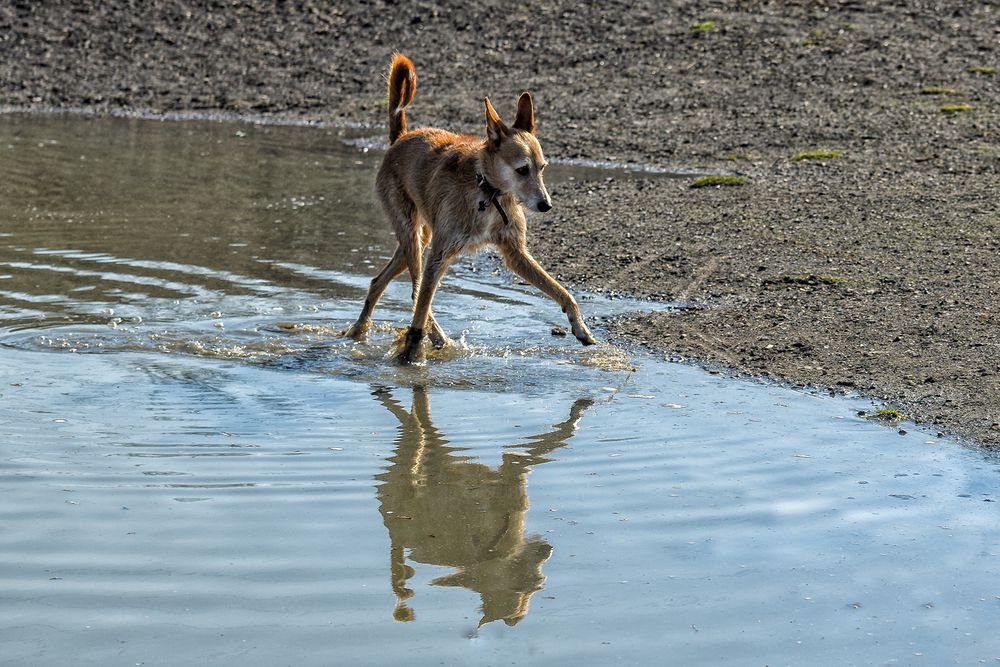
[537,200,552,213]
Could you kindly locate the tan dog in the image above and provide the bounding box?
[345,53,596,364]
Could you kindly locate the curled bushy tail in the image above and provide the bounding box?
[387,53,416,144]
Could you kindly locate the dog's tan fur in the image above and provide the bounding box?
[345,53,596,363]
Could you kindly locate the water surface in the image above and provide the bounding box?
[1,114,998,666]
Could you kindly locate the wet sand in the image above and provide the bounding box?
[2,1,998,445]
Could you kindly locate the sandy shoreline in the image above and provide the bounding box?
[2,1,998,446]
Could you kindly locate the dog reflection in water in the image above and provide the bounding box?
[373,386,592,627]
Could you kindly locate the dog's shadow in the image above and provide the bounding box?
[372,385,592,627]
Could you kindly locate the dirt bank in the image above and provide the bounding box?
[2,1,998,445]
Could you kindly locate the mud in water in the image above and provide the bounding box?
[1,115,999,666]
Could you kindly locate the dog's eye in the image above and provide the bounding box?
[515,165,530,176]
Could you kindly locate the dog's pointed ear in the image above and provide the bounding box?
[512,91,535,134]
[484,96,507,146]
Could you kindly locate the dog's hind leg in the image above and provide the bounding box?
[396,242,454,364]
[345,243,409,340]
[347,181,419,339]
[408,225,449,349]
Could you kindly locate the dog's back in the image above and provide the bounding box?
[380,54,485,242]
[378,129,487,245]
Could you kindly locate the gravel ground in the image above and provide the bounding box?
[2,0,998,445]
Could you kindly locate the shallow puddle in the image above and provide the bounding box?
[1,114,999,665]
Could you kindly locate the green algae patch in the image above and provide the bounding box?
[765,274,846,287]
[791,149,842,161]
[868,408,906,423]
[691,21,717,32]
[801,28,832,46]
[690,175,746,188]
[968,66,995,75]
[920,86,961,96]
[940,104,972,113]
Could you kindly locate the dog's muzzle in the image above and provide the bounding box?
[536,200,552,213]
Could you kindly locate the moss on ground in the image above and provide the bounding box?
[870,408,905,422]
[920,86,961,96]
[690,175,746,188]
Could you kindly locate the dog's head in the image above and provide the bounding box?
[483,93,552,213]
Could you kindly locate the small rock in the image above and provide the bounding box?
[550,326,566,337]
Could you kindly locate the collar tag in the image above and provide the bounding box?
[476,173,511,225]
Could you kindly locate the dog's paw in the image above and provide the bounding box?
[394,327,425,364]
[344,321,369,340]
[428,330,451,350]
[394,345,422,365]
[572,323,597,346]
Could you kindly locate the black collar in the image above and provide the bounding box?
[476,173,511,225]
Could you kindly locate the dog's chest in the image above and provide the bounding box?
[462,207,500,249]
[452,192,510,249]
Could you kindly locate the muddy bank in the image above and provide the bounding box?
[538,172,1000,447]
[2,1,998,445]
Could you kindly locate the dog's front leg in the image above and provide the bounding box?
[396,246,453,364]
[498,240,596,346]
